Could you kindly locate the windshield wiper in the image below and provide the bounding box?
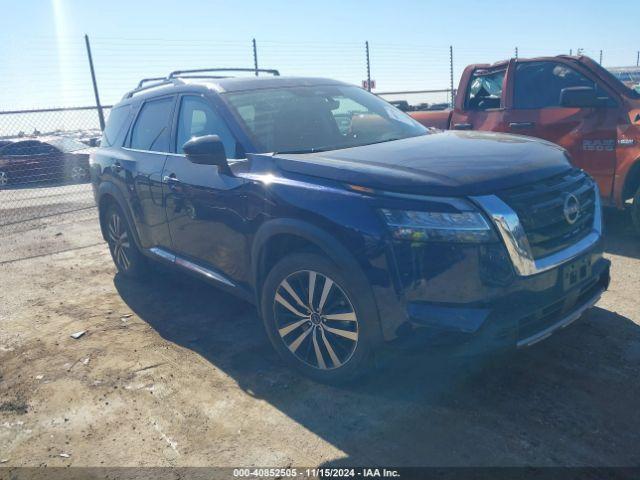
[276,145,344,155]
[275,135,423,155]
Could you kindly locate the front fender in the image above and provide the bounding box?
[251,218,366,292]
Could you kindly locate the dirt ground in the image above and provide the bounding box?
[0,199,639,469]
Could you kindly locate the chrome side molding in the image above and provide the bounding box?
[148,247,236,287]
[149,247,176,263]
[471,185,602,277]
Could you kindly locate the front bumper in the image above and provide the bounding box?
[371,189,609,351]
[365,178,609,352]
[381,244,610,352]
[515,274,605,348]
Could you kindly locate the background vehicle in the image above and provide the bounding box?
[0,136,91,188]
[91,69,609,383]
[608,66,640,94]
[388,100,449,112]
[389,100,411,111]
[409,55,640,232]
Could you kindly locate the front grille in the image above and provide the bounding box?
[499,169,596,259]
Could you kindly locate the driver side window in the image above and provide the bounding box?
[513,61,616,109]
[176,96,238,158]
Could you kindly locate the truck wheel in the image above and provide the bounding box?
[632,185,640,235]
[260,253,380,384]
[0,171,8,188]
[105,203,147,278]
[69,165,88,183]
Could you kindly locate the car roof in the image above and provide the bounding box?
[471,55,589,71]
[118,76,353,106]
[200,75,350,92]
[0,136,93,153]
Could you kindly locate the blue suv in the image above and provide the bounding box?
[91,68,610,383]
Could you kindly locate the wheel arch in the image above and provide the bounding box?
[622,158,640,202]
[251,219,374,308]
[96,181,143,250]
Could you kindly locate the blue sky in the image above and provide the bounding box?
[1,0,638,110]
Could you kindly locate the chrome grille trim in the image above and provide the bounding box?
[498,170,597,258]
[471,181,602,277]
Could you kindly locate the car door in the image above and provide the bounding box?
[504,60,619,199]
[450,66,509,132]
[163,94,250,283]
[123,95,176,248]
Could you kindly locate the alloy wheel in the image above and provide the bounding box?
[0,171,8,187]
[273,270,359,370]
[108,212,131,271]
[70,166,86,181]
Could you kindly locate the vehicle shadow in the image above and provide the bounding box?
[603,208,639,259]
[114,258,640,466]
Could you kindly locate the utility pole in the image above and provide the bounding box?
[365,41,371,91]
[637,51,639,67]
[515,46,518,60]
[449,46,454,108]
[599,50,603,65]
[252,39,259,76]
[84,34,105,131]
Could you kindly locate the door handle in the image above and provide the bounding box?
[509,122,535,129]
[453,123,473,130]
[163,174,180,184]
[163,174,182,191]
[113,161,122,173]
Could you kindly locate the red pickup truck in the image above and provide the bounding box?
[410,55,640,233]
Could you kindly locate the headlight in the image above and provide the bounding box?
[380,208,496,243]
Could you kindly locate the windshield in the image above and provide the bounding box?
[223,85,428,154]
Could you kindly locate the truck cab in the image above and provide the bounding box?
[411,55,640,231]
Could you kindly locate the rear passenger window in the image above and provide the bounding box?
[102,105,131,147]
[130,97,174,152]
[176,96,237,158]
[466,69,505,110]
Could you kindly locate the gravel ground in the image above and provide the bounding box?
[0,195,639,469]
[0,183,94,231]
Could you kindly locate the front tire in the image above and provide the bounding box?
[261,253,381,383]
[105,203,147,278]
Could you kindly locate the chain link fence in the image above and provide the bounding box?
[2,35,639,234]
[0,107,108,232]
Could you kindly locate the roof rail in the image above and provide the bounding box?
[123,79,178,99]
[167,67,280,78]
[124,67,281,100]
[136,77,168,88]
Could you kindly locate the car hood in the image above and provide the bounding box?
[270,130,572,196]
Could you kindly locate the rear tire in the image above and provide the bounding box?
[632,185,640,236]
[260,252,381,384]
[104,203,147,278]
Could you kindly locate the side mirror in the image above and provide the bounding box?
[182,135,231,174]
[560,86,601,108]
